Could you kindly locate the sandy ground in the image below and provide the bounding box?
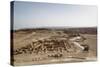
[11,30,97,66]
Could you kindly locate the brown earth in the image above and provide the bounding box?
[11,29,97,66]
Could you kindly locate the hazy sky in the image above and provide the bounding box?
[13,1,97,30]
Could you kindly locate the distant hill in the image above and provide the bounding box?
[11,27,97,34]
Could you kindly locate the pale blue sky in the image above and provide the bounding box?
[13,1,97,30]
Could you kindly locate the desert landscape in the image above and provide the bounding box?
[10,1,98,66]
[11,27,97,66]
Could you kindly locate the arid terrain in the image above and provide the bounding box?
[11,27,97,66]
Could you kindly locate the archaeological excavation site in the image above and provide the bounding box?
[10,1,97,66]
[11,28,97,66]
